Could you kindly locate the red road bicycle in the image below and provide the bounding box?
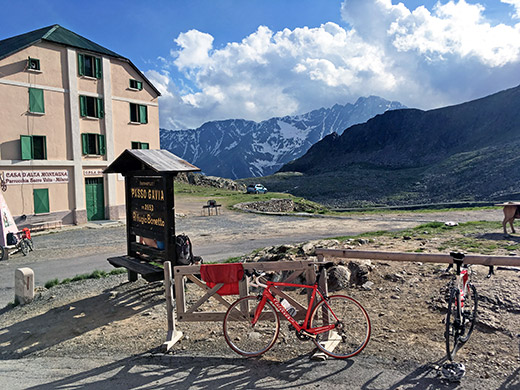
[223,262,371,358]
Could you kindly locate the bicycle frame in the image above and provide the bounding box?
[453,259,470,315]
[252,280,337,336]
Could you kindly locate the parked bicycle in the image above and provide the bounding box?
[223,262,371,358]
[0,228,33,260]
[444,252,478,361]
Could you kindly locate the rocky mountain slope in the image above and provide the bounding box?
[160,96,405,179]
[270,84,520,207]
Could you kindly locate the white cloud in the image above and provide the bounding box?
[153,0,520,129]
[502,0,520,18]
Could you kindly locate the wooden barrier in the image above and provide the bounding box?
[173,260,318,323]
[163,261,183,351]
[315,249,520,267]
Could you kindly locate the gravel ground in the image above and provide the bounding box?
[0,203,518,389]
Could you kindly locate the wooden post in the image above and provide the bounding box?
[163,261,183,351]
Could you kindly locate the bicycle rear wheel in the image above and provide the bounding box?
[310,295,371,359]
[445,287,461,360]
[459,283,478,343]
[24,238,34,252]
[223,296,280,357]
[19,239,28,256]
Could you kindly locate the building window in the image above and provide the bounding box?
[79,96,104,118]
[27,57,41,71]
[78,53,102,79]
[20,135,47,160]
[29,88,45,114]
[129,79,143,90]
[33,189,50,214]
[131,141,149,149]
[81,133,106,155]
[130,103,147,124]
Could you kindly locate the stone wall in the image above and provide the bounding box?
[235,198,295,213]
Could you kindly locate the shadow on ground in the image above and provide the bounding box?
[0,282,163,359]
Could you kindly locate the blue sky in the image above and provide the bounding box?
[1,1,520,129]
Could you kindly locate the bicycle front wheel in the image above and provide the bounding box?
[459,283,478,343]
[223,296,280,357]
[310,295,371,359]
[445,287,461,360]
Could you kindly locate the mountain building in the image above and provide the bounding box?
[0,25,160,226]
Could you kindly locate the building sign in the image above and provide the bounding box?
[3,170,69,185]
[129,176,166,239]
[83,169,104,177]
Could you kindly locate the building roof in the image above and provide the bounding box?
[0,24,160,96]
[104,149,201,175]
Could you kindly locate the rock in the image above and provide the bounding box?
[362,281,374,291]
[348,260,371,285]
[327,265,351,292]
[302,242,315,255]
[175,172,246,192]
[384,273,405,283]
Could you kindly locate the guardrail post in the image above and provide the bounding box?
[15,267,34,305]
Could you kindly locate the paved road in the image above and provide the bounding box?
[0,353,508,389]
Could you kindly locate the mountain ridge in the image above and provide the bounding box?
[270,84,520,207]
[160,96,406,179]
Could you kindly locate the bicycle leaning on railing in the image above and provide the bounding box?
[222,262,371,358]
[444,252,479,361]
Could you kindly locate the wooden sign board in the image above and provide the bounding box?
[129,176,166,241]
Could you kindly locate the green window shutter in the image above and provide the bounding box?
[20,135,33,160]
[78,53,85,76]
[95,57,102,79]
[139,105,147,124]
[33,189,50,214]
[81,133,89,155]
[141,143,149,149]
[98,134,106,155]
[96,98,104,118]
[137,81,143,90]
[29,88,44,113]
[79,95,87,117]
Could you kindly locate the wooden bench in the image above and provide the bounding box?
[202,199,222,216]
[107,255,164,282]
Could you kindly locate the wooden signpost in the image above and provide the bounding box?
[104,149,200,281]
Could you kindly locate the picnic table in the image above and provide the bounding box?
[202,200,221,216]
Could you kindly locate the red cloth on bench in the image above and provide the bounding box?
[200,263,244,296]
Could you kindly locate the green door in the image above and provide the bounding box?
[85,178,104,221]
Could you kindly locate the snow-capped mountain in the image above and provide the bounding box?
[160,96,406,179]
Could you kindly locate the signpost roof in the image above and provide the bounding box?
[104,149,200,175]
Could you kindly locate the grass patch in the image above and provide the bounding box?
[329,220,511,255]
[44,268,127,289]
